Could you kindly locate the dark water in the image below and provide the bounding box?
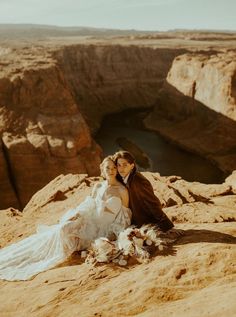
[95,110,225,184]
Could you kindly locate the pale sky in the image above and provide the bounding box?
[0,0,235,31]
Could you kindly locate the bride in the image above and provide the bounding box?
[0,156,132,281]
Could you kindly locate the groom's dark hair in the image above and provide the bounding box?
[113,151,136,166]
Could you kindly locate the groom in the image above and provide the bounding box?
[113,150,183,236]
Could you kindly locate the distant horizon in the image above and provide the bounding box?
[0,0,235,32]
[0,23,235,33]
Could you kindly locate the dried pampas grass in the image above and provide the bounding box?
[84,224,174,266]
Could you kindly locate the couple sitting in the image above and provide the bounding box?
[0,151,181,281]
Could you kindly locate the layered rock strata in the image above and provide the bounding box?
[144,51,236,173]
[0,53,101,209]
[54,45,184,132]
[167,51,236,120]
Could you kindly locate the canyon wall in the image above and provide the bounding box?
[1,42,236,209]
[55,45,184,132]
[144,51,236,173]
[167,51,236,120]
[0,58,101,209]
[56,45,236,173]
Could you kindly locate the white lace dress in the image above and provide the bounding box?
[0,183,131,281]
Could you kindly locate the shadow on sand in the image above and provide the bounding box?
[175,229,236,245]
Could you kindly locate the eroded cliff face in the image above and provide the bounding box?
[54,45,184,132]
[55,45,236,173]
[144,51,236,173]
[167,51,236,120]
[0,54,101,209]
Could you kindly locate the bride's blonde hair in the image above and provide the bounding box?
[100,156,116,179]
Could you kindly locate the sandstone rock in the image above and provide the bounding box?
[143,51,236,174]
[23,173,88,214]
[0,63,102,209]
[165,199,236,224]
[55,45,181,133]
[144,84,236,173]
[143,172,232,208]
[0,172,235,317]
[167,52,236,120]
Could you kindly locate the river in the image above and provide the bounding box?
[95,109,224,184]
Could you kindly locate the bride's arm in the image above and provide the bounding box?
[91,182,101,198]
